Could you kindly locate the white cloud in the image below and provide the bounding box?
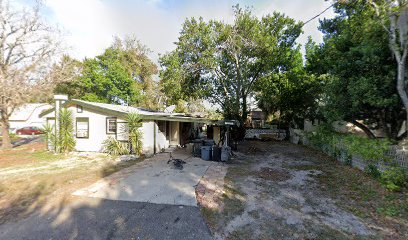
[40,0,335,61]
[45,0,118,59]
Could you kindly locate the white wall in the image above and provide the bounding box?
[170,121,180,146]
[72,105,115,152]
[43,105,175,154]
[156,121,168,152]
[140,121,155,156]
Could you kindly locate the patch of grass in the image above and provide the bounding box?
[0,147,143,225]
[226,225,255,240]
[226,165,252,179]
[0,181,52,224]
[285,164,321,171]
[314,157,408,222]
[200,207,220,231]
[30,150,60,161]
[221,190,246,222]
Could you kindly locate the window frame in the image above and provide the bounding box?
[76,117,89,139]
[106,117,117,134]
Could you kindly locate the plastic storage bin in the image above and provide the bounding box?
[221,146,231,162]
[201,146,212,161]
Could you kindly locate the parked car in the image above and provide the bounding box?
[16,126,44,135]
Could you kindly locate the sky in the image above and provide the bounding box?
[15,0,336,62]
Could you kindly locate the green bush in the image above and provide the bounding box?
[365,164,382,179]
[307,125,408,192]
[307,125,391,163]
[125,112,143,155]
[380,167,408,192]
[42,109,75,153]
[102,137,130,156]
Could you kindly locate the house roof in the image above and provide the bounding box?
[40,99,213,123]
[10,103,53,121]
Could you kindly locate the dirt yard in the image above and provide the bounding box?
[198,141,408,240]
[0,139,142,225]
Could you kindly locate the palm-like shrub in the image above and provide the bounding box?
[126,112,143,155]
[42,122,56,151]
[102,136,130,155]
[42,109,75,153]
[58,108,76,152]
[102,112,143,156]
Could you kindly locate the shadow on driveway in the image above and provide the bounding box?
[0,196,212,240]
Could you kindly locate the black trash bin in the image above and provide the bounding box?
[192,139,203,157]
[212,146,221,161]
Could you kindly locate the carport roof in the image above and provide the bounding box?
[40,99,214,123]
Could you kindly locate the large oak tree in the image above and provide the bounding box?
[306,1,405,139]
[159,6,302,125]
[0,1,64,149]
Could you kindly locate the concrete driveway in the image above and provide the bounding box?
[0,197,212,240]
[0,148,215,240]
[74,148,214,206]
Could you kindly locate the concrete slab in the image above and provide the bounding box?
[73,149,214,206]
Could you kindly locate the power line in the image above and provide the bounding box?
[302,3,335,26]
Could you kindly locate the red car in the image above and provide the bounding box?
[16,126,44,135]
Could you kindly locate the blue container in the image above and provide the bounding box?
[201,146,212,161]
[221,146,231,162]
[203,139,215,146]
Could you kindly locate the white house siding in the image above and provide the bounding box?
[42,105,178,155]
[170,121,180,146]
[71,106,115,152]
[42,106,116,152]
[156,121,169,152]
[140,121,155,156]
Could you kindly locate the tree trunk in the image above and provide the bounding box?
[350,120,376,139]
[1,117,12,149]
[241,94,248,124]
[396,59,408,139]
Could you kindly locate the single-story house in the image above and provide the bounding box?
[39,97,212,156]
[8,103,53,132]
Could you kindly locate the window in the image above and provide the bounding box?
[76,117,89,138]
[106,117,117,134]
[77,105,83,113]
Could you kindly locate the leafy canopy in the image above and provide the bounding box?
[55,36,159,108]
[159,5,302,123]
[306,1,403,139]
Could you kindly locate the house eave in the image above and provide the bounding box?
[39,100,214,124]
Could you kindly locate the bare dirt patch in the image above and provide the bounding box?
[199,140,408,240]
[256,167,291,182]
